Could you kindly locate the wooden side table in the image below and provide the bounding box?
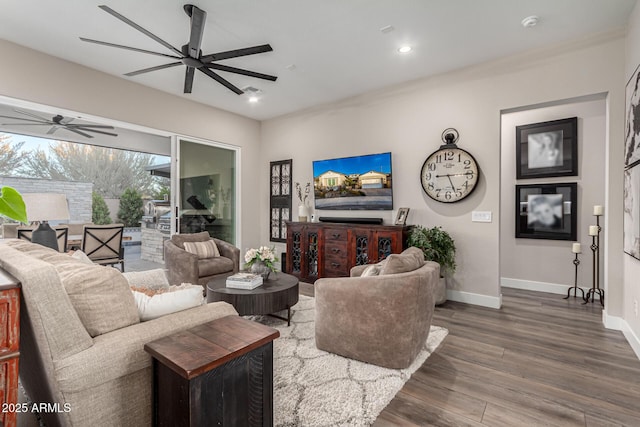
[144,315,280,427]
[0,270,20,427]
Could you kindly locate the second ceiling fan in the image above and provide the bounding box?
[81,4,277,95]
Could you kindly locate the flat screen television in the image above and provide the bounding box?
[312,152,393,210]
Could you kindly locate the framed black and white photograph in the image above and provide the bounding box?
[624,165,640,260]
[516,117,578,179]
[625,63,640,168]
[395,207,410,225]
[516,183,577,240]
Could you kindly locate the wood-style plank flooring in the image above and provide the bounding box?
[300,284,640,426]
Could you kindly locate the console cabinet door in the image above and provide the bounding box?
[286,223,322,282]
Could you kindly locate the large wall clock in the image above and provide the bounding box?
[420,128,480,203]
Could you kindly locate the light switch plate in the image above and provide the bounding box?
[472,211,492,223]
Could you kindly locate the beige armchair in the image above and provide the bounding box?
[314,247,440,369]
[164,231,240,288]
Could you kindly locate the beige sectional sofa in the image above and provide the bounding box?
[0,240,238,427]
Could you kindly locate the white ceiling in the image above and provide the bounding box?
[0,0,636,121]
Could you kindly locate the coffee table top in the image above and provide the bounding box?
[208,272,298,295]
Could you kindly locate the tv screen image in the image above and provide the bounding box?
[312,152,393,210]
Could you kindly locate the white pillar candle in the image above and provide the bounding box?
[572,243,582,253]
[593,205,604,216]
[589,225,599,236]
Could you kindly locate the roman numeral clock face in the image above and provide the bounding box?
[420,148,479,203]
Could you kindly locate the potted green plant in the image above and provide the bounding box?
[0,186,27,224]
[407,225,456,304]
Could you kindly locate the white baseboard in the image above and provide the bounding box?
[447,289,502,309]
[501,277,590,295]
[603,311,640,361]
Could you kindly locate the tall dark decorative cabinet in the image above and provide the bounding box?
[285,221,411,282]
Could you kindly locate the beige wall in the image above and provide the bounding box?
[500,97,606,293]
[0,39,262,250]
[624,2,640,350]
[261,32,626,308]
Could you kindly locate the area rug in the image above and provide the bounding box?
[248,295,448,427]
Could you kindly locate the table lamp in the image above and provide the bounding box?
[21,193,70,251]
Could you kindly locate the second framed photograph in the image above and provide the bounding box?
[516,117,578,179]
[515,183,577,240]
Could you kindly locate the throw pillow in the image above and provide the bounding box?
[122,268,170,291]
[131,283,205,321]
[380,252,423,275]
[361,264,381,277]
[170,231,210,250]
[184,240,220,259]
[70,250,94,265]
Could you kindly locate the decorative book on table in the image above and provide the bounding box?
[226,273,263,290]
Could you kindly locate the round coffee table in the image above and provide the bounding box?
[206,272,299,326]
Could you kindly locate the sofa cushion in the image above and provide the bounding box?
[71,250,94,265]
[131,283,205,321]
[198,257,234,277]
[170,231,210,250]
[122,269,170,290]
[184,240,220,259]
[380,249,425,275]
[361,264,381,277]
[401,247,427,266]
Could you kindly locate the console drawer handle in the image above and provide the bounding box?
[331,262,340,268]
[331,248,340,253]
[332,233,341,239]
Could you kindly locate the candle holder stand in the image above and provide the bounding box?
[564,253,584,299]
[583,231,604,306]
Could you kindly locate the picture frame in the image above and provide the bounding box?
[515,183,577,240]
[625,62,640,168]
[624,165,640,260]
[516,117,578,179]
[394,207,410,225]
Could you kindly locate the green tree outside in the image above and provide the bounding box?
[92,192,112,225]
[117,188,143,227]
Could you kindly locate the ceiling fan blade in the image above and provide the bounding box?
[13,108,51,122]
[65,124,115,129]
[200,44,273,63]
[184,67,195,94]
[64,128,94,139]
[125,61,182,77]
[73,127,118,137]
[184,4,206,58]
[197,67,244,95]
[98,5,182,56]
[80,37,181,60]
[46,126,59,135]
[0,122,51,126]
[0,115,48,124]
[205,63,277,81]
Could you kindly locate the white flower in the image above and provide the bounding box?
[244,248,258,263]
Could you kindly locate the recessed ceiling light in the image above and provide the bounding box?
[248,96,259,103]
[380,25,395,34]
[521,15,539,28]
[398,46,412,54]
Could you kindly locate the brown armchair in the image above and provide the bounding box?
[314,247,440,369]
[164,231,240,288]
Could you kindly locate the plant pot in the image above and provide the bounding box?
[434,276,447,305]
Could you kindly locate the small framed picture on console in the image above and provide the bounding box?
[395,207,410,225]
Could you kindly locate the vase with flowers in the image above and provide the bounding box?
[244,246,279,280]
[295,182,311,222]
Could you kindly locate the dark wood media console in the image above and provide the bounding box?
[285,221,411,282]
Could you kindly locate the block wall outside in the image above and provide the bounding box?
[0,176,93,223]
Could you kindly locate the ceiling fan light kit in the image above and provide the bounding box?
[81,4,278,95]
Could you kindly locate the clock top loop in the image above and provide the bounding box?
[440,128,459,147]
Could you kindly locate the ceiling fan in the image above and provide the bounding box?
[80,4,278,95]
[0,109,118,139]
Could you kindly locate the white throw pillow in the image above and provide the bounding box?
[183,240,220,259]
[361,264,381,277]
[122,268,170,291]
[131,283,204,321]
[71,250,94,265]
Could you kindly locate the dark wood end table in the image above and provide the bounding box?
[207,272,299,326]
[144,315,280,427]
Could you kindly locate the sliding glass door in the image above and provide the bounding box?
[172,137,239,244]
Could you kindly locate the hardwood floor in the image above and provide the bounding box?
[300,284,640,426]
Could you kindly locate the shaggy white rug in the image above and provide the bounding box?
[249,295,448,427]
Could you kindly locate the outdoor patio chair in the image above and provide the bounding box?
[81,224,125,271]
[17,225,69,252]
